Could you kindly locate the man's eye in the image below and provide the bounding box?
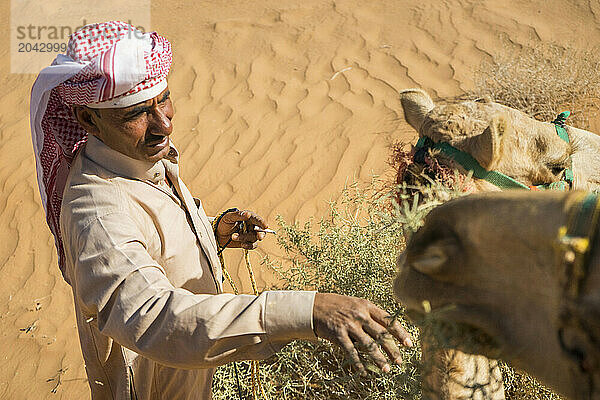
[126,111,146,120]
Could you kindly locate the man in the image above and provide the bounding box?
[30,21,412,399]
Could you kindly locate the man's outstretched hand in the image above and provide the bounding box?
[215,209,268,250]
[313,292,413,375]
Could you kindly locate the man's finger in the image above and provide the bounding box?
[350,329,390,373]
[236,210,268,229]
[222,210,268,229]
[338,333,366,376]
[240,241,258,250]
[362,322,403,366]
[221,239,258,250]
[221,210,248,221]
[369,306,413,348]
[231,232,266,242]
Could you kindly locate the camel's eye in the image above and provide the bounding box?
[551,165,565,176]
[548,155,570,177]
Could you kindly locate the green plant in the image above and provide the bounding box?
[213,179,469,399]
[213,177,563,399]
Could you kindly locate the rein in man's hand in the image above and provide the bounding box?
[312,292,413,375]
[215,209,269,250]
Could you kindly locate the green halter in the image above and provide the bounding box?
[414,111,574,191]
[548,111,574,190]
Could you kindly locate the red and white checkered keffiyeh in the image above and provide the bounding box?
[30,21,172,281]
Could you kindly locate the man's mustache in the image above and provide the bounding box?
[145,134,168,145]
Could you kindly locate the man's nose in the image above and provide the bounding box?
[148,106,173,136]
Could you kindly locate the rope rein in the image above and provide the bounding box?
[212,209,268,400]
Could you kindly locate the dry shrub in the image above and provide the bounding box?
[389,142,476,199]
[212,179,469,399]
[499,363,561,400]
[212,178,560,400]
[472,43,600,130]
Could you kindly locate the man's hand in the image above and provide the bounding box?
[313,293,413,375]
[215,209,268,250]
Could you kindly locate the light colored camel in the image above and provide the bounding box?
[398,89,600,399]
[399,88,600,193]
[394,190,600,400]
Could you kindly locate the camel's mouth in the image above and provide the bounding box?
[405,305,504,359]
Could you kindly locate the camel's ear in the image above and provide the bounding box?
[462,113,509,170]
[410,236,460,275]
[400,88,435,132]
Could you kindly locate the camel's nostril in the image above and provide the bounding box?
[412,247,447,275]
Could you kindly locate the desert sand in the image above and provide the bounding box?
[1,0,600,398]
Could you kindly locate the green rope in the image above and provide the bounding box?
[415,137,530,190]
[552,111,571,143]
[551,111,574,189]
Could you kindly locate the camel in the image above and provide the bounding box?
[397,89,600,399]
[393,190,600,400]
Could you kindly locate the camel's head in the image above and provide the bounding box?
[400,89,600,191]
[394,190,600,399]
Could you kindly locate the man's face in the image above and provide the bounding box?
[83,87,174,163]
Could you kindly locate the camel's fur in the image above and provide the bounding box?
[394,191,600,400]
[397,89,600,399]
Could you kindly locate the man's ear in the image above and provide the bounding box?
[72,106,101,136]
